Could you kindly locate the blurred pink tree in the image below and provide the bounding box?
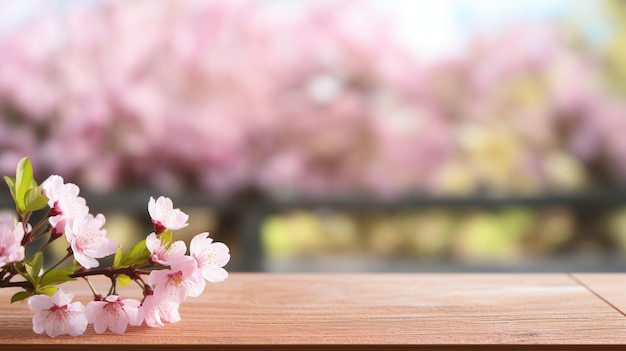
[0,0,624,198]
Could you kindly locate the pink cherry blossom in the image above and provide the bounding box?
[3,1,626,197]
[0,214,26,267]
[190,232,230,283]
[139,290,182,328]
[148,196,189,233]
[64,213,118,269]
[28,289,88,337]
[148,256,205,303]
[85,295,142,334]
[145,232,186,265]
[41,175,89,235]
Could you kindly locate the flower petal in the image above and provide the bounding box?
[32,312,48,334]
[203,267,229,283]
[108,311,129,334]
[52,289,74,306]
[45,316,64,338]
[28,295,53,312]
[66,313,88,336]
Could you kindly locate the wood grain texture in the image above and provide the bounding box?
[571,273,626,317]
[1,273,626,346]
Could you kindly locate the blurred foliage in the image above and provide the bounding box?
[603,0,626,95]
[0,0,625,198]
[10,203,626,268]
[2,1,626,269]
[260,207,625,263]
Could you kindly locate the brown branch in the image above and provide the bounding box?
[68,265,165,280]
[0,264,166,292]
[70,266,139,280]
[0,279,31,289]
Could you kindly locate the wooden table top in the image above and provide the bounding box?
[1,273,626,349]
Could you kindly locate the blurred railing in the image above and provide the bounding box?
[3,188,626,272]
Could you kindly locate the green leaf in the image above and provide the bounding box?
[117,274,132,286]
[10,291,32,304]
[4,176,17,206]
[40,269,76,287]
[120,240,150,266]
[24,187,49,212]
[15,157,34,213]
[14,261,30,282]
[113,247,123,268]
[24,252,43,287]
[37,286,58,296]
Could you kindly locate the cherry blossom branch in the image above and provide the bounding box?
[69,265,165,280]
[83,278,101,300]
[1,157,231,337]
[47,252,73,271]
[30,221,53,243]
[0,279,30,289]
[0,263,23,288]
[30,217,50,236]
[20,213,34,246]
[0,265,160,290]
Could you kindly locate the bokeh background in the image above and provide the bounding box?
[1,0,626,272]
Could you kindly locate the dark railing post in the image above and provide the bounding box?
[238,204,266,272]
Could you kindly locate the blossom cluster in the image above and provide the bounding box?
[0,1,624,199]
[0,157,230,337]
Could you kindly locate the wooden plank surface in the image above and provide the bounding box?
[1,273,626,346]
[571,273,626,317]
